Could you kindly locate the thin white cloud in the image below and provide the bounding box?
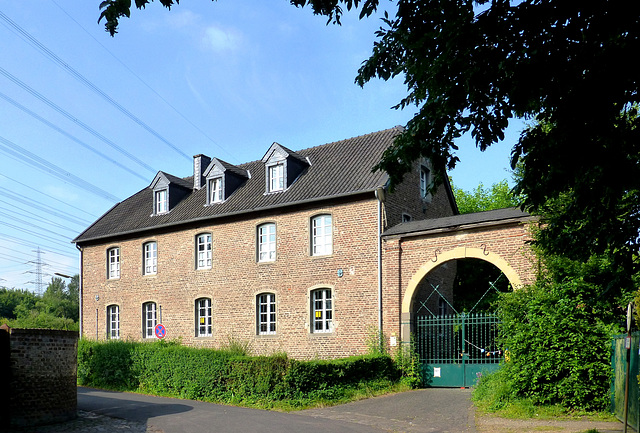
[202,25,240,52]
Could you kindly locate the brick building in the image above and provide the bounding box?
[73,127,457,358]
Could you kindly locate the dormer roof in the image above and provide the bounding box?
[204,158,249,179]
[261,142,308,165]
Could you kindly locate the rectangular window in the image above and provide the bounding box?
[155,189,168,214]
[107,247,120,279]
[196,234,212,269]
[311,215,332,256]
[268,163,284,192]
[143,302,157,338]
[107,305,120,339]
[144,242,157,275]
[257,293,276,335]
[312,289,333,333]
[420,166,430,198]
[196,298,212,337]
[209,177,223,203]
[258,223,276,262]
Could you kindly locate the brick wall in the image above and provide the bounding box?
[0,327,78,428]
[81,197,384,359]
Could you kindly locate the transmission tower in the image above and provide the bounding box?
[25,247,48,295]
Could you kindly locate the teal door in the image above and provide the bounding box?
[416,313,501,387]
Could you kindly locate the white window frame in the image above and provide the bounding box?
[312,288,333,333]
[196,233,212,269]
[143,302,157,339]
[257,293,276,335]
[311,214,332,256]
[155,189,168,214]
[209,177,223,204]
[107,247,120,279]
[196,298,212,337]
[257,223,276,262]
[143,242,157,275]
[107,304,120,339]
[420,166,430,198]
[268,163,284,192]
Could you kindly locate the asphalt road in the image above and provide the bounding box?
[77,386,476,433]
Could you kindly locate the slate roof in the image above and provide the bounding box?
[74,127,403,244]
[383,207,533,237]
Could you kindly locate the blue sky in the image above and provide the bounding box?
[0,1,523,292]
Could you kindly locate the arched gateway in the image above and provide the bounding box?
[381,208,537,385]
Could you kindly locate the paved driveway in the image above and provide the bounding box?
[77,387,476,433]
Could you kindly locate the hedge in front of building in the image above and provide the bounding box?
[77,339,399,405]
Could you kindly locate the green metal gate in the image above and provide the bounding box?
[416,312,501,387]
[413,276,504,387]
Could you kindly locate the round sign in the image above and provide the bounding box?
[154,323,166,339]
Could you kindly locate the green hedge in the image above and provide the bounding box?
[77,339,399,405]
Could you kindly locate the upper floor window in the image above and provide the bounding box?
[311,214,332,256]
[268,163,284,193]
[402,214,412,223]
[155,189,168,214]
[142,302,157,338]
[257,293,276,335]
[209,177,223,203]
[196,233,212,269]
[420,166,430,198]
[107,247,120,279]
[143,242,157,275]
[312,288,333,333]
[195,298,212,337]
[257,223,276,262]
[107,304,120,340]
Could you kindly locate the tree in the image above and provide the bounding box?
[452,179,520,215]
[98,1,640,285]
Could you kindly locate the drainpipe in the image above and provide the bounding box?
[375,187,386,346]
[76,244,83,338]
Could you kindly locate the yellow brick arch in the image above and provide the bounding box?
[401,246,524,316]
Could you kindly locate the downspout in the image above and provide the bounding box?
[375,187,386,346]
[75,244,83,338]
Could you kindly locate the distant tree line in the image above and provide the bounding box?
[0,275,79,331]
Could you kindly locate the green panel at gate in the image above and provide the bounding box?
[611,333,639,431]
[422,364,464,387]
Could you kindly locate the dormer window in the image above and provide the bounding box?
[261,142,309,195]
[203,158,248,205]
[149,171,190,216]
[420,166,430,198]
[209,177,223,203]
[268,163,284,193]
[155,189,168,214]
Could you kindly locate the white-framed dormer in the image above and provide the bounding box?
[261,142,309,195]
[203,158,248,205]
[149,171,191,216]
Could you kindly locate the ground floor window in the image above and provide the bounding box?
[196,298,212,337]
[257,293,276,335]
[143,302,157,338]
[312,288,333,333]
[107,304,120,339]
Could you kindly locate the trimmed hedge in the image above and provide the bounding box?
[77,339,399,404]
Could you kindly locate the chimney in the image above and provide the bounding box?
[193,154,211,190]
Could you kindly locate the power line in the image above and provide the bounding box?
[0,206,80,233]
[0,187,92,227]
[49,0,239,164]
[0,91,150,182]
[0,218,73,243]
[0,66,157,175]
[0,173,98,219]
[0,134,121,202]
[0,246,76,269]
[0,8,192,162]
[0,233,77,259]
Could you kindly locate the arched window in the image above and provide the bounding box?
[143,242,157,275]
[311,214,332,256]
[257,293,276,335]
[106,305,120,339]
[142,302,157,338]
[107,247,120,279]
[195,298,212,337]
[196,233,212,269]
[257,223,276,262]
[311,288,333,333]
